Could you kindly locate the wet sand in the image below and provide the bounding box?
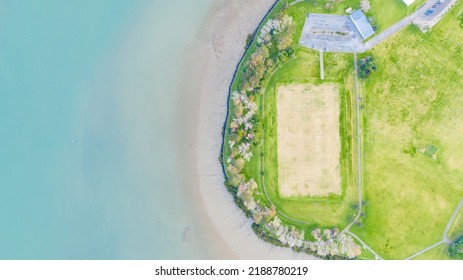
[177,0,317,259]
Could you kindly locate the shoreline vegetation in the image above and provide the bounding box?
[188,0,320,259]
[220,0,360,259]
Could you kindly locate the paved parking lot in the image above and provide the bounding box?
[413,0,457,31]
[299,13,364,53]
[299,0,455,53]
[421,0,448,19]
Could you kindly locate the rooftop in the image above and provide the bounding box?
[349,10,375,39]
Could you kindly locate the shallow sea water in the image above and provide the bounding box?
[0,0,214,259]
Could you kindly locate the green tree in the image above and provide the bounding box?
[275,24,294,50]
[241,45,270,89]
[449,236,463,258]
[244,33,253,49]
[358,56,377,79]
[252,122,264,146]
[360,0,371,13]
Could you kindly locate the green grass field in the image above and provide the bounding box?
[368,0,407,31]
[412,243,452,260]
[223,0,463,259]
[367,0,428,32]
[351,3,463,259]
[259,47,358,233]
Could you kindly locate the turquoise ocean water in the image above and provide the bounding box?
[0,0,213,259]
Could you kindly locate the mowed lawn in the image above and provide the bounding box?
[368,0,427,32]
[368,0,408,31]
[351,4,463,259]
[412,243,451,260]
[261,46,358,231]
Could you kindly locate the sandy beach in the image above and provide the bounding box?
[177,0,316,259]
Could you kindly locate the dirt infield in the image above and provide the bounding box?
[277,84,341,197]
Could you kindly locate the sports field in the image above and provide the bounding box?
[223,0,463,260]
[277,84,340,197]
[256,48,358,231]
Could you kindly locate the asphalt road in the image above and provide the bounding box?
[362,0,437,51]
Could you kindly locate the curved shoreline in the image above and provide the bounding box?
[219,0,279,180]
[215,0,360,259]
[178,0,315,259]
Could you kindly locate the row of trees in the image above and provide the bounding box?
[225,10,361,259]
[227,13,296,185]
[241,14,295,90]
[262,218,361,259]
[231,178,361,259]
[236,179,277,225]
[226,91,258,186]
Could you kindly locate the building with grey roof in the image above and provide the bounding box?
[349,10,375,39]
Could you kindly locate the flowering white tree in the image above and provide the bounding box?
[264,221,361,258]
[258,15,294,45]
[237,179,258,198]
[228,91,258,162]
[360,0,371,13]
[308,228,361,258]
